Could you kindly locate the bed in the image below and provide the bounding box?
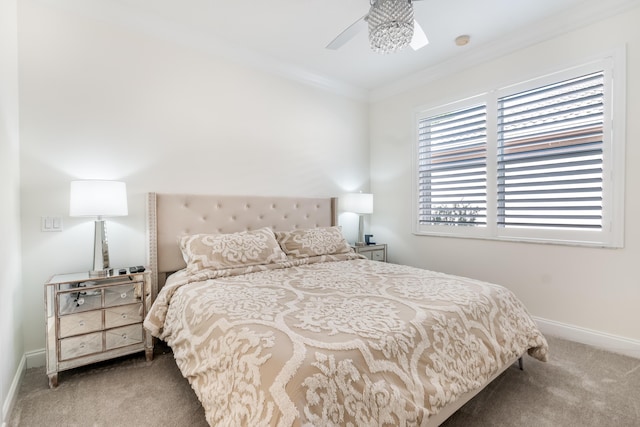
[143,193,548,426]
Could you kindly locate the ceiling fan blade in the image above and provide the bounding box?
[410,19,429,50]
[326,15,367,50]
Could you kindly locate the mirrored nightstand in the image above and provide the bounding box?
[351,244,387,262]
[44,269,153,387]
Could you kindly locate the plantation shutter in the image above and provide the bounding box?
[417,104,487,226]
[497,71,605,230]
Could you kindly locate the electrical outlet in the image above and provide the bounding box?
[41,216,63,232]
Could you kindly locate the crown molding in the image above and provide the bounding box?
[369,0,640,102]
[32,0,638,104]
[33,0,369,101]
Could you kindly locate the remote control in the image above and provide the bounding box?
[136,266,145,272]
[129,266,138,273]
[118,268,127,275]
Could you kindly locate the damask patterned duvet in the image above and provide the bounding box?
[144,254,548,426]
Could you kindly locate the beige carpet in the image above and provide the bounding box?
[8,335,640,426]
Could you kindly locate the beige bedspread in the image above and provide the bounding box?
[145,255,548,426]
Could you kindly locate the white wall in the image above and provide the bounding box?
[18,1,369,356]
[15,0,639,377]
[370,7,640,345]
[0,0,23,422]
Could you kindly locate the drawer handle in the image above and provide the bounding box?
[122,334,128,340]
[80,343,85,348]
[120,293,127,299]
[77,298,85,306]
[79,320,85,326]
[121,314,127,319]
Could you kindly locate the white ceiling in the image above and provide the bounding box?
[45,0,639,99]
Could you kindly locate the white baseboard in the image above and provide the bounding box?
[2,349,45,426]
[534,316,640,359]
[25,349,45,369]
[2,354,25,427]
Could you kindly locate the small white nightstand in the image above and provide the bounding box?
[44,269,153,388]
[351,244,387,262]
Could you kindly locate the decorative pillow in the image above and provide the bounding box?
[179,227,287,273]
[275,226,352,258]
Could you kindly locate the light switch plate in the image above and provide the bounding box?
[41,216,63,232]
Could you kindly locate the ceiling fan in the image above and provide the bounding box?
[327,0,429,54]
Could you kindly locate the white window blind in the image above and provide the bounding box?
[497,71,605,230]
[417,104,487,226]
[413,54,624,247]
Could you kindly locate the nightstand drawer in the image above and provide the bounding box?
[60,332,102,360]
[58,290,101,315]
[59,311,102,338]
[106,324,143,350]
[351,244,387,262]
[104,283,140,307]
[105,304,143,328]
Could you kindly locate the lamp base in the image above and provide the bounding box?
[355,214,366,247]
[92,219,111,275]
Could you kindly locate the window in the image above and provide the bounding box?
[414,55,625,247]
[417,104,487,227]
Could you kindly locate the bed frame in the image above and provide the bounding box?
[145,192,521,426]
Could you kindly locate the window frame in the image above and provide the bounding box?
[412,51,625,248]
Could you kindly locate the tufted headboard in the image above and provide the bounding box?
[146,193,337,298]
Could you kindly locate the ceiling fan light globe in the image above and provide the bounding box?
[368,0,414,54]
[370,23,413,53]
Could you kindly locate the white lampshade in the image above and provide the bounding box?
[342,193,374,214]
[70,180,128,217]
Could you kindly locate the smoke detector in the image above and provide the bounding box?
[455,35,470,46]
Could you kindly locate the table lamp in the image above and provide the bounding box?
[342,192,373,246]
[69,180,128,277]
